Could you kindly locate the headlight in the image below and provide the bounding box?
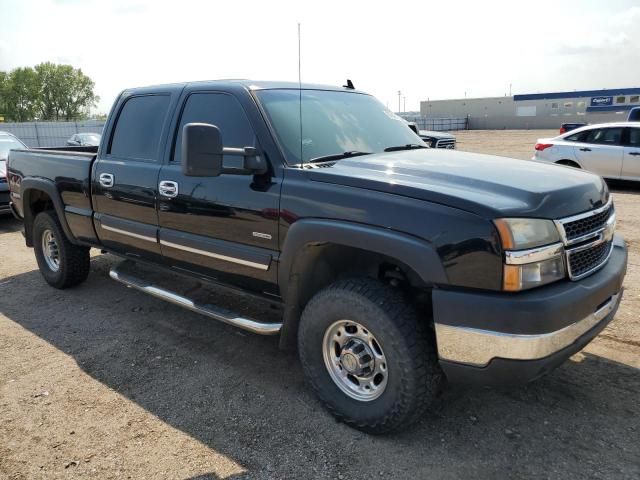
[493,218,560,250]
[494,218,566,291]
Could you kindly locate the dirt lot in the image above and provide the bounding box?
[1,131,639,479]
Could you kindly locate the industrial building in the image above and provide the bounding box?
[420,87,640,129]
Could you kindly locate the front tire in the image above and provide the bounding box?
[298,278,442,434]
[33,211,90,289]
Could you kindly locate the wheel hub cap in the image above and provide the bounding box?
[322,320,388,401]
[42,229,60,272]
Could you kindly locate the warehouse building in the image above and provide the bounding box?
[420,87,640,129]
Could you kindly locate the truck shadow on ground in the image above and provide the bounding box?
[1,255,639,479]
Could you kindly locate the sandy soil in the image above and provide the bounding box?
[1,131,639,479]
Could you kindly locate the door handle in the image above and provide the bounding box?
[579,147,592,152]
[159,180,179,198]
[629,152,640,156]
[99,173,114,188]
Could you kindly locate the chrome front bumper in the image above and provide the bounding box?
[434,291,621,367]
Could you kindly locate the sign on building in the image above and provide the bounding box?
[590,96,613,107]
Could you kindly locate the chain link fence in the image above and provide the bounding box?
[0,120,105,148]
[397,114,468,131]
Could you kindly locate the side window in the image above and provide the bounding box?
[581,129,603,144]
[173,93,256,166]
[628,128,640,146]
[596,128,623,145]
[110,95,170,160]
[566,131,586,142]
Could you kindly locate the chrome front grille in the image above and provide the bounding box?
[556,199,615,280]
[568,240,613,278]
[435,139,456,149]
[562,205,613,242]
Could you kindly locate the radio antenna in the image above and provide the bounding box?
[298,22,303,168]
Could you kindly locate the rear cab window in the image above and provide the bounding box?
[109,95,171,161]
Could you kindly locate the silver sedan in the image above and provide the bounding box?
[532,122,640,181]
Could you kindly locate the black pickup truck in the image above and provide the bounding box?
[7,80,627,433]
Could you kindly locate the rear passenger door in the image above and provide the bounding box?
[622,127,640,180]
[573,127,623,178]
[157,91,280,293]
[92,94,171,262]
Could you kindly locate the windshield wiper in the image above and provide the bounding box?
[383,144,427,152]
[308,151,372,163]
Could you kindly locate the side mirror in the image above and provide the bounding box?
[182,123,223,177]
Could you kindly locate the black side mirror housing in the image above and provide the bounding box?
[182,123,224,177]
[182,123,268,177]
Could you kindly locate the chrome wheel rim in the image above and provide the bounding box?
[322,320,388,401]
[42,229,60,272]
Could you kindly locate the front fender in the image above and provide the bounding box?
[277,219,448,349]
[278,219,448,293]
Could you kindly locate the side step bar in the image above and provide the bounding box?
[109,261,282,335]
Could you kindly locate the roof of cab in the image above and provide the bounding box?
[122,79,368,96]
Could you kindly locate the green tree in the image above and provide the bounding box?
[0,63,99,122]
[0,71,7,118]
[4,67,40,122]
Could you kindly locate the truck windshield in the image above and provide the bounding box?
[256,89,424,164]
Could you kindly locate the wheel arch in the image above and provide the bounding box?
[21,178,77,247]
[277,219,448,350]
[555,159,581,168]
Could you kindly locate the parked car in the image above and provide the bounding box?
[406,123,456,149]
[8,80,626,434]
[0,131,27,215]
[628,107,640,122]
[559,122,586,134]
[418,129,456,149]
[67,132,101,146]
[533,122,640,181]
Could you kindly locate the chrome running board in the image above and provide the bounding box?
[109,261,282,335]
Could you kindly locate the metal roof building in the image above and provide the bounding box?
[420,88,640,129]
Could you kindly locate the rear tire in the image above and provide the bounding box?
[298,277,442,434]
[556,160,580,168]
[33,211,90,289]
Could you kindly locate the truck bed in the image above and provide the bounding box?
[8,147,97,221]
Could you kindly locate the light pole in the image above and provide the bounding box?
[398,90,401,113]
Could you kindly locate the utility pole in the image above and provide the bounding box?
[403,96,406,113]
[398,90,401,113]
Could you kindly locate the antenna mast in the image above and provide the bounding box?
[298,23,303,168]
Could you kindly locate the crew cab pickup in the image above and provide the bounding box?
[7,80,627,434]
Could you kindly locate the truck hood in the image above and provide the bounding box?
[307,149,608,219]
[419,130,455,140]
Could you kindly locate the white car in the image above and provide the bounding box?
[533,122,640,181]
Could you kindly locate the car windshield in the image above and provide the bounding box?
[0,135,26,160]
[256,89,424,164]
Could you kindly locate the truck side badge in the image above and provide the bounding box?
[252,232,272,240]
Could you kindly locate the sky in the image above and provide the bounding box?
[1,0,639,114]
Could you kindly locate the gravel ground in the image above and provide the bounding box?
[1,130,639,479]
